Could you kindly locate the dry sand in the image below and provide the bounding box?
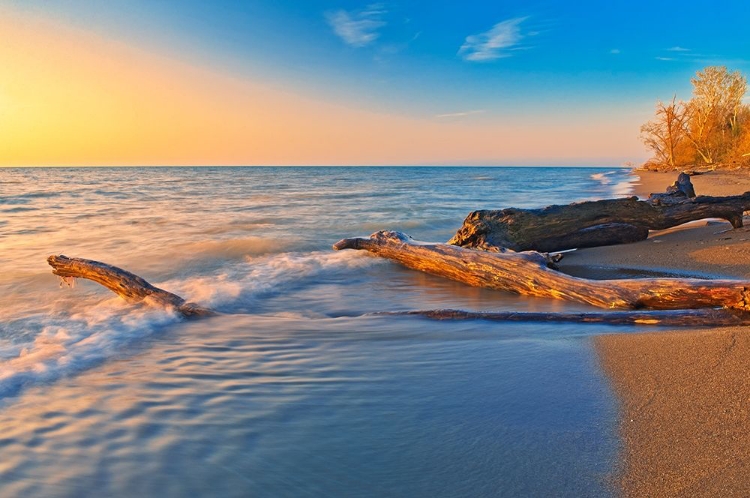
[560,170,750,278]
[573,170,750,497]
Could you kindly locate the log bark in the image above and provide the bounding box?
[376,309,750,327]
[448,178,750,253]
[334,231,750,311]
[48,255,216,318]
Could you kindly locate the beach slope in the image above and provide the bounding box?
[579,170,750,496]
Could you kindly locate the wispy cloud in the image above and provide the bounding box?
[326,4,386,48]
[610,49,621,55]
[655,46,748,66]
[458,17,529,62]
[434,109,486,119]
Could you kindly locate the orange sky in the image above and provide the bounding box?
[0,8,646,166]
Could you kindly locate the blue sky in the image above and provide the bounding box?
[21,1,747,104]
[3,0,750,165]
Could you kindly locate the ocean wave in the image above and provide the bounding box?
[0,249,381,398]
[1,206,38,213]
[590,171,614,184]
[0,299,181,400]
[175,237,293,260]
[358,220,431,232]
[612,179,636,197]
[591,170,635,197]
[199,222,277,236]
[161,249,383,310]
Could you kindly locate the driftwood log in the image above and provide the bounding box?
[448,174,750,252]
[333,231,750,320]
[376,309,750,327]
[48,255,215,318]
[49,248,750,326]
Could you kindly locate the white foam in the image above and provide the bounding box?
[0,249,381,398]
[590,171,616,185]
[591,170,636,197]
[612,179,636,197]
[0,297,180,398]
[161,249,382,309]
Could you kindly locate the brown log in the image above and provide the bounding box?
[48,255,216,318]
[333,231,750,311]
[448,177,750,253]
[376,309,750,327]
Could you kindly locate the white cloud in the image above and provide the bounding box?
[667,46,690,52]
[656,56,675,61]
[610,49,621,54]
[434,109,486,119]
[326,4,386,48]
[458,17,528,62]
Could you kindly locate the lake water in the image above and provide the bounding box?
[0,166,636,497]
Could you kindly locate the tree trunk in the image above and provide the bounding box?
[448,189,750,253]
[333,231,750,312]
[48,255,216,318]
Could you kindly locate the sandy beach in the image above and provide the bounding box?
[569,170,750,496]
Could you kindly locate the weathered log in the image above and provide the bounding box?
[376,309,750,327]
[668,172,696,198]
[649,172,697,204]
[48,255,216,318]
[448,177,750,252]
[48,251,750,327]
[334,231,750,311]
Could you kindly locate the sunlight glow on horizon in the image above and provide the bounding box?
[0,7,646,167]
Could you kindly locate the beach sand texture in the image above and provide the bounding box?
[587,170,750,497]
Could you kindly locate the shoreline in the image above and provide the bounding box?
[577,169,750,496]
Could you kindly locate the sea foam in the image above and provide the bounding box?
[0,249,380,399]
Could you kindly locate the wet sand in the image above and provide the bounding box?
[574,170,750,496]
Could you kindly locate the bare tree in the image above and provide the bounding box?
[640,96,688,169]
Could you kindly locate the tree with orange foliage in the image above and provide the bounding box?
[641,66,748,170]
[684,66,746,165]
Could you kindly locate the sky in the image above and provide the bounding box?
[1,0,749,166]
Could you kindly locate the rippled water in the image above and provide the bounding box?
[0,167,634,497]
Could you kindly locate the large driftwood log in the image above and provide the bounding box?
[448,175,750,252]
[334,231,750,312]
[48,255,215,318]
[49,250,750,326]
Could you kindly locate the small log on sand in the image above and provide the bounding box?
[334,231,750,312]
[448,174,750,252]
[376,309,750,327]
[48,255,215,318]
[665,172,696,198]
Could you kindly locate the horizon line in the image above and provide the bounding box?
[0,164,634,168]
